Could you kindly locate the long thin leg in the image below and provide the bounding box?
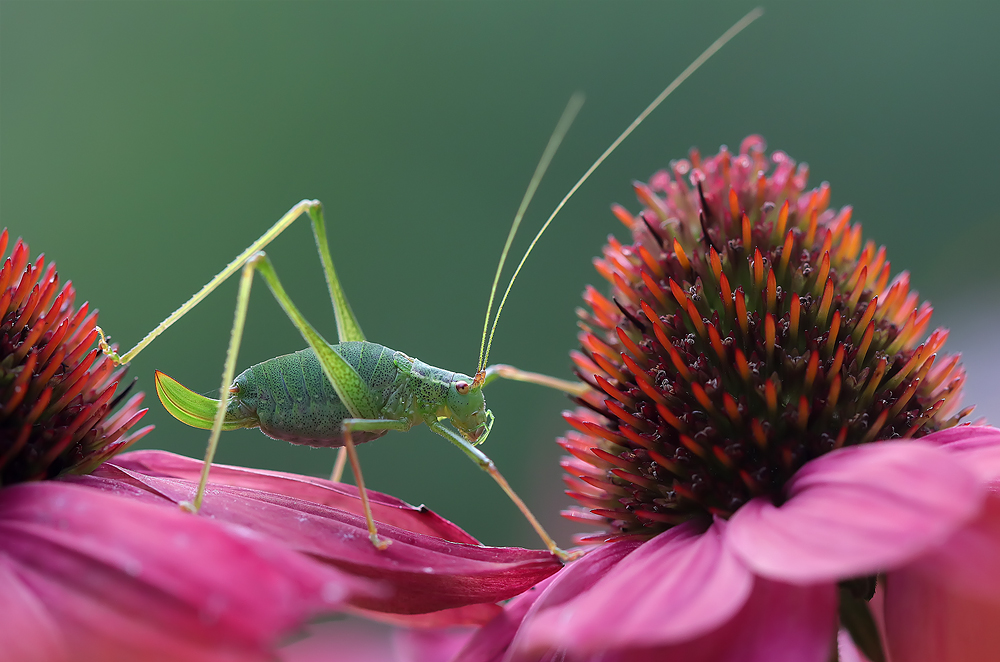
[97,200,369,366]
[306,203,365,343]
[428,420,579,562]
[342,418,410,549]
[251,254,382,420]
[481,364,588,397]
[330,447,348,482]
[183,254,258,513]
[182,250,390,517]
[97,199,320,365]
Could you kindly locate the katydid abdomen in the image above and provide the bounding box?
[228,342,409,446]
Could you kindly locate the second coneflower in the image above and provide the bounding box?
[562,134,968,537]
[451,138,1000,662]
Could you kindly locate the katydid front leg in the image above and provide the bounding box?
[427,420,581,562]
[481,364,588,397]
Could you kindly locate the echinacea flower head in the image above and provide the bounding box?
[445,138,999,662]
[562,135,969,538]
[0,229,152,485]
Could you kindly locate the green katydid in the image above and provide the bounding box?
[96,8,762,561]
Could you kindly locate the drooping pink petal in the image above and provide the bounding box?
[912,423,1000,449]
[113,450,479,543]
[728,442,983,583]
[0,480,373,662]
[348,602,502,628]
[901,490,1000,602]
[73,454,562,615]
[515,520,754,654]
[452,575,563,662]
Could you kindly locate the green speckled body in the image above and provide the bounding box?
[226,341,471,447]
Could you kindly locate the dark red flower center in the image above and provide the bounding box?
[0,230,152,485]
[559,137,968,542]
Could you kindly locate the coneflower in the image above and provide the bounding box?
[561,135,969,538]
[448,138,999,662]
[0,229,152,484]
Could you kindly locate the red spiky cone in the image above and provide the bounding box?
[0,229,152,485]
[560,136,969,541]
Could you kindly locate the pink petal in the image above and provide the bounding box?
[0,480,372,662]
[348,602,502,628]
[885,544,1000,662]
[0,556,68,662]
[922,425,1000,484]
[452,576,560,662]
[518,520,755,652]
[75,458,562,615]
[913,423,1000,449]
[513,578,836,662]
[454,544,639,662]
[728,441,983,583]
[885,492,1000,642]
[392,626,475,662]
[112,450,479,543]
[837,629,874,662]
[279,619,395,662]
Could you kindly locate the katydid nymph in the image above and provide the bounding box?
[96,9,762,561]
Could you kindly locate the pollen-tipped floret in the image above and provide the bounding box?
[560,137,968,542]
[0,229,152,485]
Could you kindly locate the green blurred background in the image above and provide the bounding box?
[2,1,998,549]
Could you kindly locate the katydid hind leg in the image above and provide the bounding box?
[97,199,321,366]
[250,254,381,420]
[303,203,367,481]
[306,203,366,344]
[428,421,579,562]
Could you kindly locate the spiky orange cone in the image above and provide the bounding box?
[0,229,152,484]
[561,136,968,538]
[451,138,1000,662]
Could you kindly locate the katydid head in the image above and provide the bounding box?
[446,374,493,446]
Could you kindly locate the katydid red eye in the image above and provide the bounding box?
[455,381,470,395]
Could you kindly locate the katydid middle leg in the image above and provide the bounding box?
[341,417,410,550]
